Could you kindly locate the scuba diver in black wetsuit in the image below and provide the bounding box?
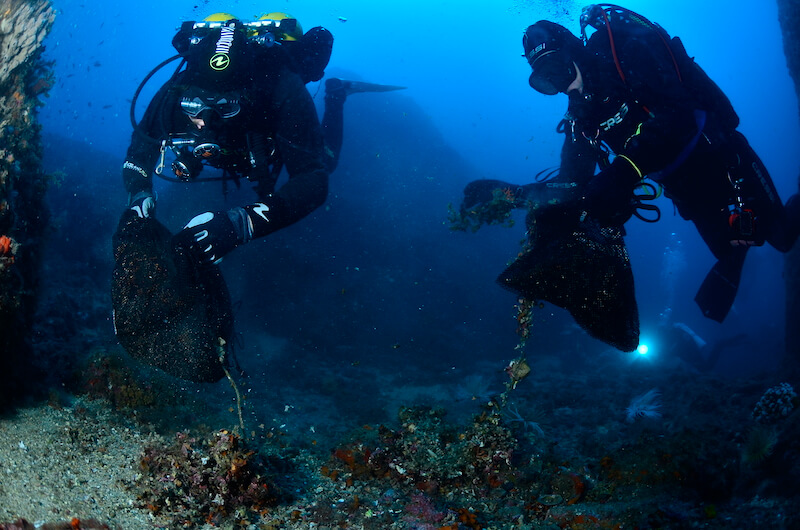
[123,12,403,265]
[123,12,330,264]
[460,4,800,324]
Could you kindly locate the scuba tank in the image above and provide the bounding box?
[579,4,739,131]
[667,36,739,131]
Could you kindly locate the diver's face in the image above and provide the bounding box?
[179,88,241,130]
[566,62,583,95]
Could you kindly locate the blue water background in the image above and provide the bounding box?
[37,0,800,378]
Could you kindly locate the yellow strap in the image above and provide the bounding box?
[618,154,643,180]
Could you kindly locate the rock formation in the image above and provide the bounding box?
[0,0,55,406]
[777,0,800,379]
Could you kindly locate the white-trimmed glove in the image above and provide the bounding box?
[174,208,253,265]
[128,191,156,219]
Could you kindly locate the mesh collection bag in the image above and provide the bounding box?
[111,211,233,382]
[497,207,640,351]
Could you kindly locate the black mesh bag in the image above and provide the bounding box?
[497,206,640,351]
[111,211,233,382]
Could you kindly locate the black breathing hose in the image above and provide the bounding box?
[129,54,185,141]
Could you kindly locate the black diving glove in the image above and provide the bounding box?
[174,207,253,265]
[128,191,156,219]
[581,161,640,225]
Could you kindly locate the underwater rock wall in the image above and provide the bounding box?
[0,0,55,403]
[777,0,800,377]
[778,0,800,106]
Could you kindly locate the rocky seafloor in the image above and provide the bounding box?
[2,315,799,530]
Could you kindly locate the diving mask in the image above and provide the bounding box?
[180,88,241,119]
[528,50,576,95]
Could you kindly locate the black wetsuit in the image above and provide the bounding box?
[557,21,795,321]
[122,58,329,241]
[321,88,345,173]
[565,23,793,255]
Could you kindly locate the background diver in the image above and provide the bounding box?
[656,309,749,373]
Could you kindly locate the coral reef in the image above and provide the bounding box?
[0,1,54,87]
[752,382,797,424]
[777,0,800,383]
[302,405,521,527]
[0,0,56,406]
[133,430,282,527]
[358,405,517,494]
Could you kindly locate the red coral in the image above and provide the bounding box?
[0,235,15,265]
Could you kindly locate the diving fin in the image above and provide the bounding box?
[694,247,748,323]
[326,77,407,97]
[343,80,407,94]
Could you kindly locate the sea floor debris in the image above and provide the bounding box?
[2,344,800,528]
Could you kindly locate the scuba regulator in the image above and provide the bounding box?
[159,134,223,181]
[157,88,242,181]
[155,129,278,185]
